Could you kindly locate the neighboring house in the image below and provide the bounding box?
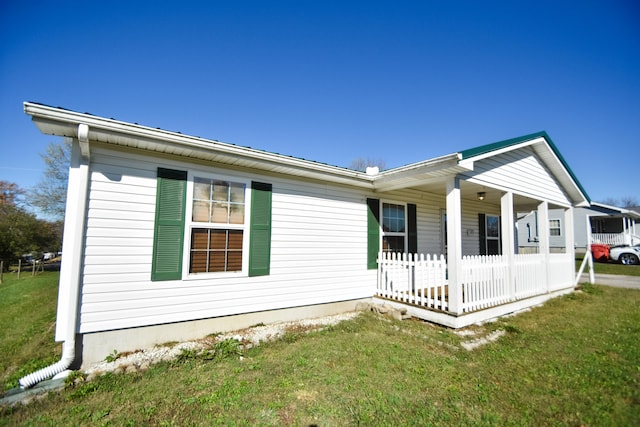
[517,202,640,255]
[516,209,569,254]
[19,102,590,388]
[584,202,640,247]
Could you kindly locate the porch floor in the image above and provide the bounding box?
[374,287,574,328]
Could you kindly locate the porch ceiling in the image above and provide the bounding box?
[460,180,563,212]
[375,175,551,213]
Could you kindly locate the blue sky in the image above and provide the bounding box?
[1,0,638,208]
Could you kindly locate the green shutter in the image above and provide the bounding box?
[151,168,187,281]
[249,181,272,277]
[367,198,380,269]
[408,203,417,254]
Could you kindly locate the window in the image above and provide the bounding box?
[441,209,447,255]
[151,167,272,281]
[479,214,501,255]
[189,177,246,274]
[367,199,417,266]
[549,219,561,236]
[382,202,406,253]
[485,215,501,255]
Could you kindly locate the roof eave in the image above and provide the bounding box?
[24,102,376,189]
[371,153,467,192]
[590,202,640,219]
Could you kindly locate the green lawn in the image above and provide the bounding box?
[575,253,640,276]
[2,271,639,425]
[0,271,61,391]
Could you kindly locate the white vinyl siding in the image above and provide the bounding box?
[370,188,490,257]
[459,198,500,256]
[516,210,568,251]
[379,188,444,256]
[77,144,567,333]
[78,147,374,333]
[462,147,571,207]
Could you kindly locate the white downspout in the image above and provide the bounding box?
[19,124,90,388]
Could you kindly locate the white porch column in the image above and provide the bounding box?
[564,207,574,258]
[585,214,595,284]
[500,192,515,300]
[537,201,550,292]
[446,177,462,314]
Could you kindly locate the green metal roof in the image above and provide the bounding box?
[460,131,591,203]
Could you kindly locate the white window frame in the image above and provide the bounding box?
[380,199,408,254]
[485,214,501,255]
[549,218,561,237]
[182,171,252,279]
[440,208,447,255]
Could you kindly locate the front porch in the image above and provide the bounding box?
[591,232,639,247]
[590,210,639,246]
[375,251,576,328]
[363,133,590,328]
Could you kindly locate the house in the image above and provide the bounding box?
[582,203,640,247]
[517,202,640,256]
[19,102,590,388]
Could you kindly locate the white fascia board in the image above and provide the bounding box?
[462,137,545,163]
[24,103,376,189]
[590,202,640,218]
[372,153,468,192]
[529,143,590,208]
[377,152,464,177]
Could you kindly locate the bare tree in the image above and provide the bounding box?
[30,139,71,219]
[599,196,639,209]
[619,196,639,209]
[348,157,386,172]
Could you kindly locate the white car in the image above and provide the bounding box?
[609,244,640,265]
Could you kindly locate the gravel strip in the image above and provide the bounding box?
[84,311,361,378]
[460,329,506,351]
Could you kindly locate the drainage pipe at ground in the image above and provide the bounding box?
[19,340,75,388]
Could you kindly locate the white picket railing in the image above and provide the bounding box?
[460,254,569,312]
[513,254,545,299]
[591,233,629,246]
[460,255,511,312]
[547,253,574,291]
[377,252,448,311]
[377,252,572,314]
